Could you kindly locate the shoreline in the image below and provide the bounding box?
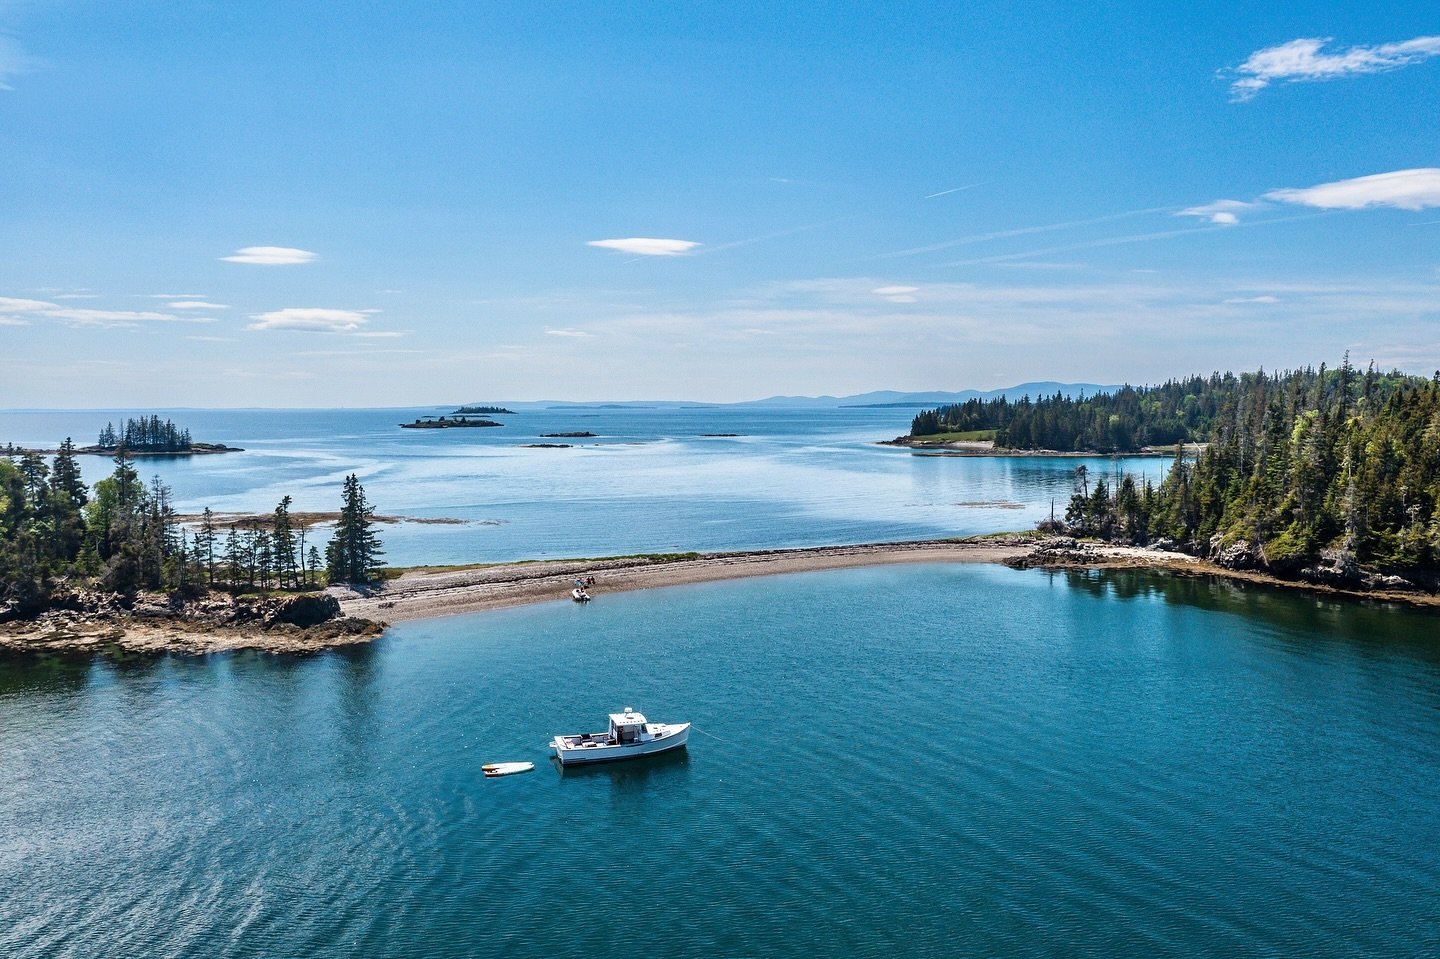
[5,537,1436,658]
[336,537,1042,623]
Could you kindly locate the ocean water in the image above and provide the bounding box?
[0,406,1168,565]
[3,564,1438,958]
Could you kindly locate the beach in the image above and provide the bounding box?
[334,536,1199,623]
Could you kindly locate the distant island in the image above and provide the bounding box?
[77,416,242,456]
[401,416,502,429]
[540,431,596,438]
[453,405,515,415]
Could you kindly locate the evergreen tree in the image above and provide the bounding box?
[326,474,385,584]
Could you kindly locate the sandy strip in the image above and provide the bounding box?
[336,539,1038,623]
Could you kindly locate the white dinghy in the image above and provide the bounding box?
[551,707,689,766]
[482,761,535,778]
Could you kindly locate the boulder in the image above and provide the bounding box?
[267,593,342,628]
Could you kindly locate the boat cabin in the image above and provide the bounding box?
[608,707,648,745]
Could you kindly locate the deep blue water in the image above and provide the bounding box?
[3,565,1438,958]
[0,406,1166,565]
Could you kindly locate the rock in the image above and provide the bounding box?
[267,594,342,628]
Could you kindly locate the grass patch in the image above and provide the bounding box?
[912,429,996,442]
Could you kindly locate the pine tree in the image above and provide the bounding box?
[326,474,385,584]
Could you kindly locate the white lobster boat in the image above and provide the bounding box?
[551,707,689,766]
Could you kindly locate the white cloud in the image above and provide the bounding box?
[545,328,595,338]
[873,285,919,303]
[1224,295,1281,304]
[1178,199,1255,225]
[0,296,54,312]
[0,295,207,327]
[46,308,197,326]
[248,308,371,333]
[220,246,318,265]
[586,238,700,256]
[1229,35,1440,101]
[0,316,28,326]
[168,300,229,310]
[1264,169,1440,211]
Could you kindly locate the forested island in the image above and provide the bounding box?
[401,416,502,429]
[453,405,515,415]
[2,416,244,457]
[0,442,387,653]
[985,360,1440,592]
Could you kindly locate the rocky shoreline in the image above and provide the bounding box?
[0,589,384,657]
[3,536,1434,659]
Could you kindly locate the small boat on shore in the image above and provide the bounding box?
[571,587,591,602]
[551,707,689,766]
[482,761,535,778]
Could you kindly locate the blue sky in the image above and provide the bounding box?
[1,1,1437,406]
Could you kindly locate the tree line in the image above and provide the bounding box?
[910,366,1418,453]
[1,442,384,614]
[98,416,193,452]
[1051,360,1440,575]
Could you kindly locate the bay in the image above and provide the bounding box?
[3,564,1438,958]
[0,406,1167,565]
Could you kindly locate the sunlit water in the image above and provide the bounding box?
[0,406,1167,565]
[3,565,1438,958]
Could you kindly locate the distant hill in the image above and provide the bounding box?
[744,383,1121,409]
[461,383,1122,410]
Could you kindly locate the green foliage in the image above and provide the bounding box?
[0,445,385,609]
[1060,359,1440,574]
[99,415,192,452]
[326,474,386,585]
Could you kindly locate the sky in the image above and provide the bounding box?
[1,1,1438,407]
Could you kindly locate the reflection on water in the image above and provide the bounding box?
[3,564,1439,958]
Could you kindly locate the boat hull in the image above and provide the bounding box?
[551,724,689,766]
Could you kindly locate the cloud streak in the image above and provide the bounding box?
[1229,35,1440,101]
[587,238,700,257]
[220,246,318,265]
[0,295,210,328]
[248,308,373,333]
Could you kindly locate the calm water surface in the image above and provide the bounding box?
[3,565,1438,958]
[0,407,1166,564]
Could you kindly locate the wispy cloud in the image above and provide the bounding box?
[168,300,229,310]
[587,238,700,257]
[872,285,919,303]
[220,246,318,265]
[0,295,209,327]
[1264,168,1440,211]
[876,207,1174,259]
[1223,295,1281,304]
[0,35,32,91]
[248,308,373,333]
[1178,199,1255,226]
[0,316,29,326]
[545,328,595,338]
[1229,35,1440,101]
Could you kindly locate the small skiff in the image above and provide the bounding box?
[482,761,535,778]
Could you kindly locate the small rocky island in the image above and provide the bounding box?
[540,431,596,438]
[401,416,502,429]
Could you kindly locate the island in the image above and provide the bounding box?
[539,431,596,438]
[401,416,502,429]
[453,405,516,415]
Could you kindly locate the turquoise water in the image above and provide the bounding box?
[4,564,1438,958]
[0,407,1167,565]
